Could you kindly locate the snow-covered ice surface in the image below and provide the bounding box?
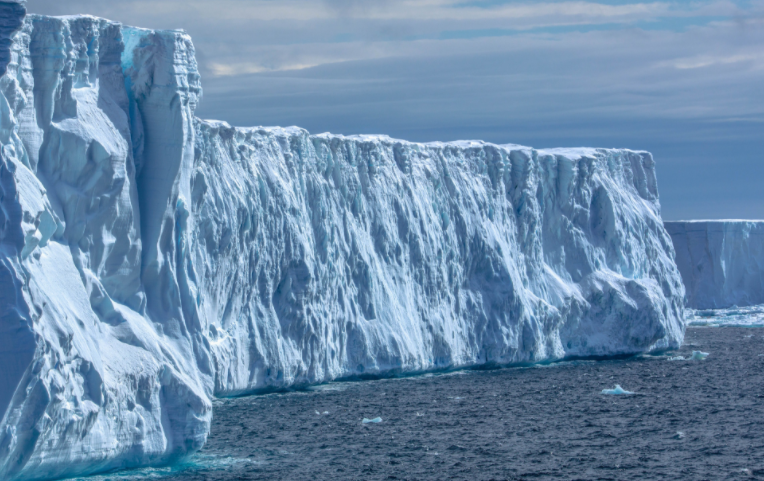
[665,221,764,310]
[0,10,685,481]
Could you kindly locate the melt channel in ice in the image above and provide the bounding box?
[0,6,684,481]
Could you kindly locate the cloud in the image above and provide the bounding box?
[670,52,761,69]
[208,61,334,76]
[23,0,764,219]
[26,0,740,23]
[316,0,672,21]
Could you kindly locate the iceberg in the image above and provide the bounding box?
[665,221,764,309]
[0,8,685,481]
[690,351,709,361]
[601,385,634,395]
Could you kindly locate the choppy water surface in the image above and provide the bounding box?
[67,327,764,480]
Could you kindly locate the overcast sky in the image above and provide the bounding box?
[25,0,764,220]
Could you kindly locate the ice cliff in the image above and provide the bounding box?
[0,7,684,480]
[666,221,764,309]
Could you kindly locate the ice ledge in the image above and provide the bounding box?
[198,122,649,160]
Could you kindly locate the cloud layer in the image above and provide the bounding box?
[25,0,764,219]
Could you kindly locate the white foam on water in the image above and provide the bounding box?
[686,305,764,327]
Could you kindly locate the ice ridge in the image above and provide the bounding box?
[0,11,684,481]
[665,221,764,309]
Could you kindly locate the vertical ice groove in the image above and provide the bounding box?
[0,12,687,481]
[0,1,25,79]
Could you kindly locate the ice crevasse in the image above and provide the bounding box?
[0,6,684,480]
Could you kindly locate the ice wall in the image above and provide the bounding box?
[194,125,685,394]
[666,221,764,309]
[0,1,24,78]
[0,10,684,481]
[0,15,209,481]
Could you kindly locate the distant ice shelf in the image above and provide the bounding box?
[665,221,764,310]
[0,8,685,481]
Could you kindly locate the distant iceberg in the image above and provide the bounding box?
[0,7,684,481]
[665,220,764,310]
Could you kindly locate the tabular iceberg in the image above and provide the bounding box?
[0,7,684,480]
[666,221,764,309]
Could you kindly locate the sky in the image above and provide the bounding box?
[25,0,764,220]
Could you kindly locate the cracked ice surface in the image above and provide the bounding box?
[0,10,684,481]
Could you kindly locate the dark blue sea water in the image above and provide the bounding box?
[66,327,764,480]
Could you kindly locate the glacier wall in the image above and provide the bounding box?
[666,221,764,309]
[0,8,684,481]
[194,124,685,395]
[0,13,210,481]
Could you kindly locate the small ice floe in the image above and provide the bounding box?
[315,410,330,415]
[601,385,634,395]
[667,351,709,361]
[362,417,382,424]
[673,431,685,440]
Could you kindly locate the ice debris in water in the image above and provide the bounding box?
[684,304,764,328]
[601,385,634,395]
[362,417,383,424]
[668,351,709,361]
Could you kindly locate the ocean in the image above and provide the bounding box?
[65,325,764,480]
